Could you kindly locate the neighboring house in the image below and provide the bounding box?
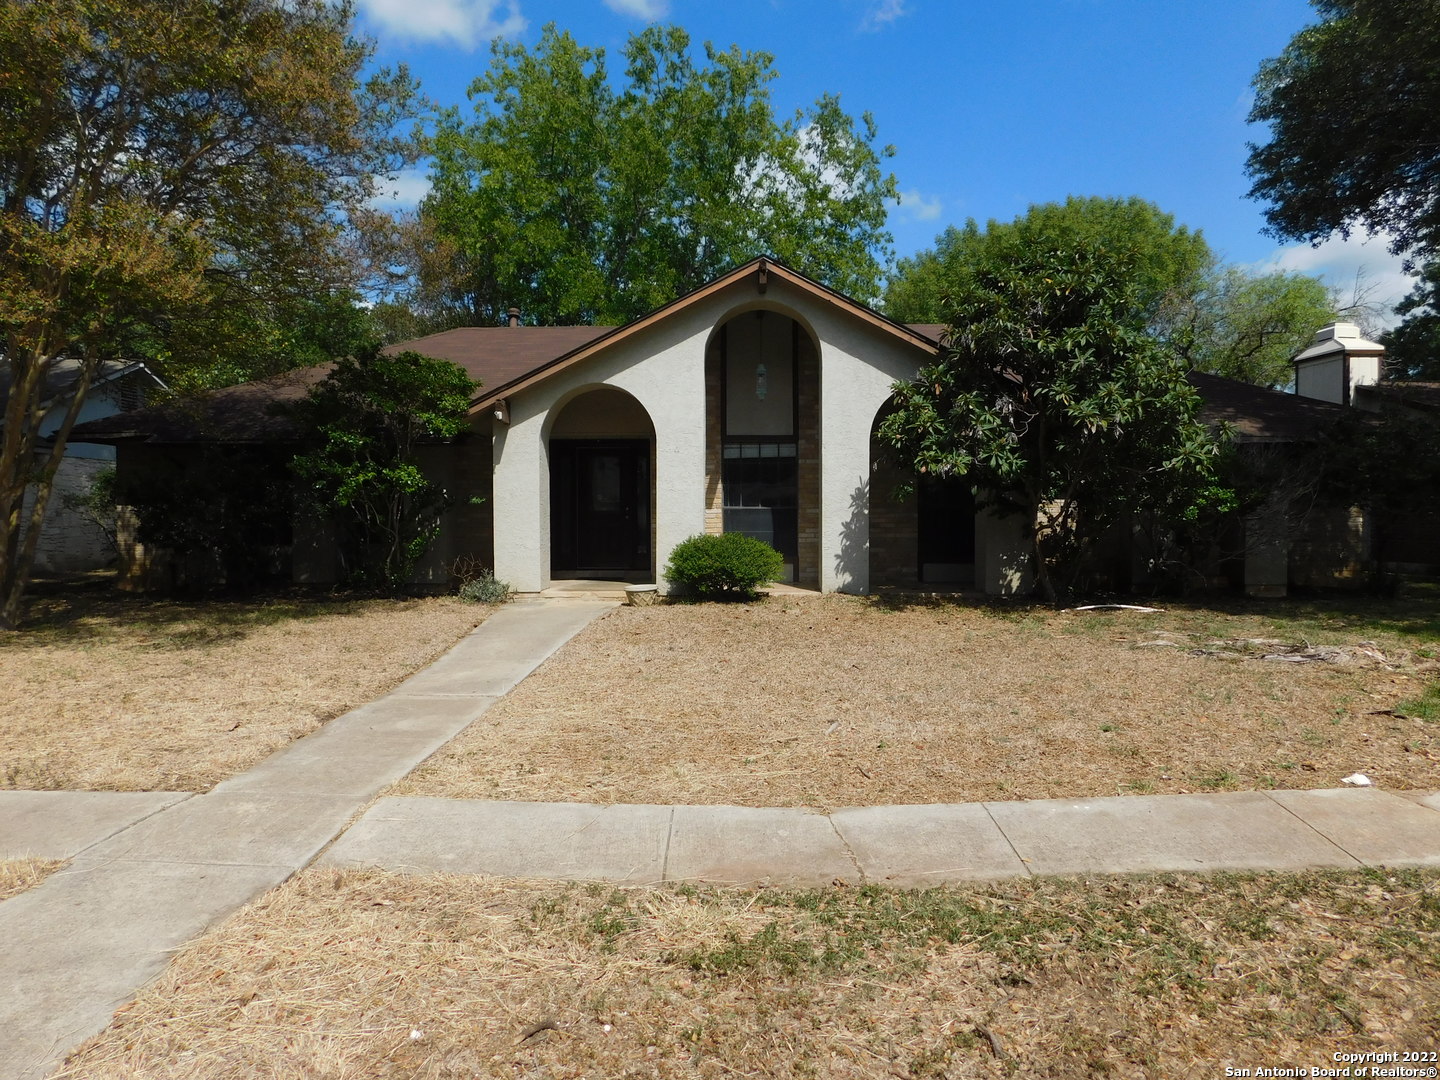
[2,358,165,573]
[73,258,1354,597]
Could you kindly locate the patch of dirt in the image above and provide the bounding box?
[398,595,1440,807]
[56,867,1440,1078]
[0,593,490,792]
[0,857,65,902]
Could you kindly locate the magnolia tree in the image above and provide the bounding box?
[879,209,1225,603]
[0,0,416,629]
[289,350,476,590]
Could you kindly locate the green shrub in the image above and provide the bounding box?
[457,572,512,604]
[664,533,784,601]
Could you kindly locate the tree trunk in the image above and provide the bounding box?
[0,353,96,630]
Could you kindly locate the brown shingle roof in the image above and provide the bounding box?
[70,366,330,444]
[71,314,1338,447]
[381,326,613,388]
[1354,380,1440,414]
[1188,370,1346,443]
[71,328,615,445]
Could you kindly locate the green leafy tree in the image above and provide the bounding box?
[417,23,897,327]
[884,198,1211,326]
[878,210,1224,603]
[1166,267,1335,387]
[290,349,476,590]
[0,0,418,628]
[885,197,1337,388]
[1246,0,1440,262]
[1383,262,1440,379]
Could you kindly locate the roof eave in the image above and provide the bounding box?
[467,257,940,413]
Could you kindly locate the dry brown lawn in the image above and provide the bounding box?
[399,594,1440,807]
[0,857,64,902]
[0,582,491,792]
[55,866,1440,1079]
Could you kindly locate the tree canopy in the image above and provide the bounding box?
[878,205,1224,603]
[1246,0,1440,262]
[884,196,1338,388]
[1383,263,1440,379]
[0,0,417,628]
[411,23,897,328]
[290,349,476,589]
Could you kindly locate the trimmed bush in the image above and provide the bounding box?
[664,533,784,601]
[457,572,513,604]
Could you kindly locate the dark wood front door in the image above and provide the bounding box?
[550,440,650,577]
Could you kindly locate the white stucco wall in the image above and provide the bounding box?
[492,304,715,593]
[489,274,1030,596]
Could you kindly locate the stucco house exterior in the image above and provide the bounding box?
[75,257,1356,597]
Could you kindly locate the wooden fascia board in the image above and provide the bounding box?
[468,258,940,413]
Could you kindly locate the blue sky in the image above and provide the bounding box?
[356,0,1412,322]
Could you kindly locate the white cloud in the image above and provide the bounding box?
[355,0,525,49]
[894,187,942,223]
[860,0,908,32]
[603,0,670,18]
[370,169,431,209]
[1251,231,1415,330]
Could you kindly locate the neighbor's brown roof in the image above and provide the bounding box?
[1188,370,1346,442]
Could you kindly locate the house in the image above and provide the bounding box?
[2,358,165,573]
[1289,322,1440,576]
[72,258,1356,597]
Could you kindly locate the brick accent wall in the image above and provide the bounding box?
[868,427,919,587]
[421,418,494,583]
[795,333,820,589]
[704,338,725,537]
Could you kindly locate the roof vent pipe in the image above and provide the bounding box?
[507,307,520,328]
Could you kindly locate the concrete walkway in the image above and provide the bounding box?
[320,788,1440,887]
[1,596,1438,1080]
[0,598,613,1080]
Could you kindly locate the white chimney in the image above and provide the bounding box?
[1292,322,1384,405]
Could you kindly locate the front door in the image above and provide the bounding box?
[550,440,650,577]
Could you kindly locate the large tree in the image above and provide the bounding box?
[0,0,416,629]
[885,197,1338,388]
[1246,0,1440,262]
[415,23,897,327]
[1383,263,1440,379]
[878,206,1223,603]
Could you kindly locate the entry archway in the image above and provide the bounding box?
[868,398,976,587]
[548,387,656,580]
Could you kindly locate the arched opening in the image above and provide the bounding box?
[869,399,976,587]
[705,307,820,586]
[548,387,656,581]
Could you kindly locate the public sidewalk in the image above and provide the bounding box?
[320,787,1440,887]
[0,598,613,1080]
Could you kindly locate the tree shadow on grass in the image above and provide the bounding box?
[5,574,407,650]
